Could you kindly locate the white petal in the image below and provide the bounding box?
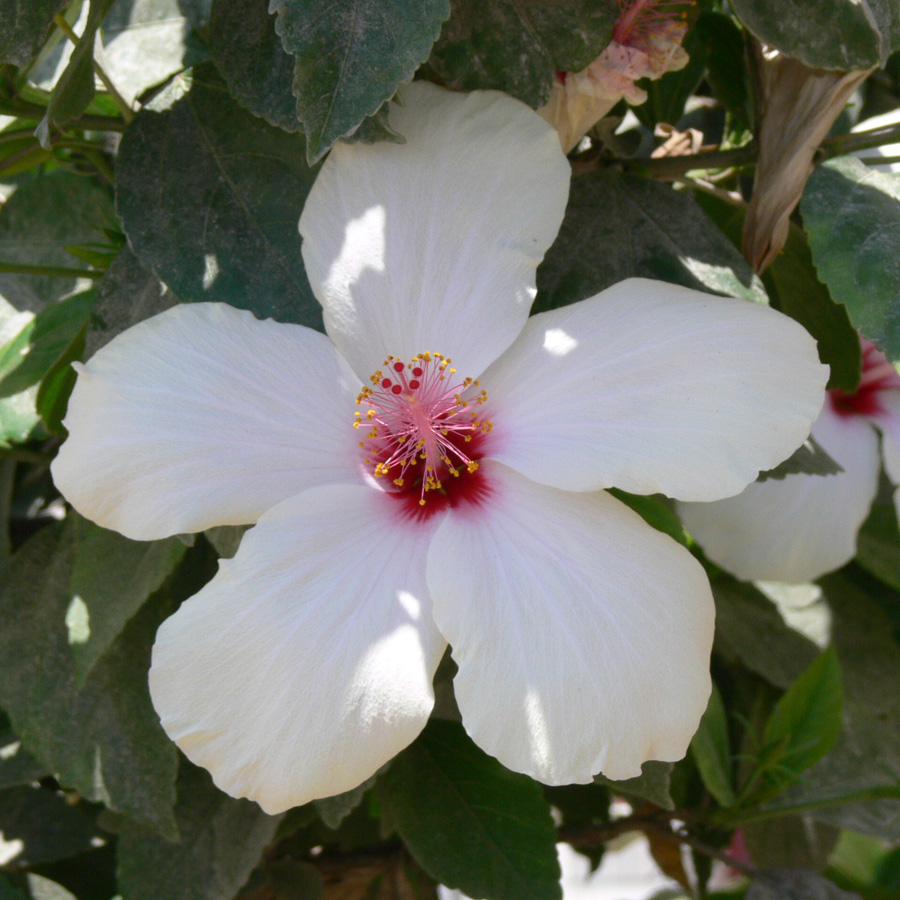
[299,81,570,381]
[481,278,828,500]
[868,389,900,522]
[426,462,713,784]
[52,303,362,540]
[150,484,447,814]
[677,401,880,583]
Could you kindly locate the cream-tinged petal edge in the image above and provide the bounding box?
[150,483,447,814]
[426,461,713,785]
[300,81,570,382]
[52,303,362,540]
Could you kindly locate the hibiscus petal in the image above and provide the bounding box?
[52,303,362,540]
[426,462,713,784]
[677,401,880,583]
[299,81,570,382]
[150,483,446,814]
[481,278,828,500]
[868,390,900,522]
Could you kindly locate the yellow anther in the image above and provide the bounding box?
[353,421,360,429]
[393,478,404,487]
[467,461,479,473]
[419,499,426,507]
[367,410,375,419]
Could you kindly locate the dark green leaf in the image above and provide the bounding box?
[856,497,900,591]
[0,173,114,314]
[608,489,687,546]
[203,524,249,559]
[596,760,675,811]
[0,522,179,837]
[35,321,85,434]
[0,291,93,398]
[0,0,69,66]
[84,248,177,358]
[0,714,46,788]
[712,578,819,690]
[759,646,843,793]
[731,0,897,69]
[690,683,735,807]
[747,867,860,900]
[271,0,450,162]
[756,435,844,482]
[0,785,105,866]
[802,156,900,364]
[695,11,751,129]
[36,0,116,147]
[208,0,299,133]
[115,64,323,326]
[429,0,617,107]
[535,172,767,314]
[69,515,187,682]
[376,719,561,900]
[766,573,900,840]
[763,222,862,394]
[117,761,281,900]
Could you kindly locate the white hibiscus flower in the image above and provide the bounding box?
[51,82,827,814]
[679,336,900,584]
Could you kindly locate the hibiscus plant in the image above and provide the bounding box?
[1,2,900,900]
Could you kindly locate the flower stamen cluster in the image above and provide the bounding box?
[355,353,492,506]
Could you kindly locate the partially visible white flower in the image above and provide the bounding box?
[852,107,900,173]
[52,83,827,814]
[539,0,691,152]
[679,336,900,583]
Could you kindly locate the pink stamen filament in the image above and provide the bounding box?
[355,353,492,506]
[613,0,691,45]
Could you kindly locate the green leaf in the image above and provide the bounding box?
[756,435,844,482]
[596,760,675,811]
[376,719,562,900]
[607,489,687,546]
[68,516,187,683]
[764,573,900,840]
[695,11,751,130]
[0,713,46,788]
[0,0,69,66]
[0,785,105,866]
[856,496,900,591]
[271,0,450,162]
[763,222,862,393]
[117,761,282,900]
[712,578,820,691]
[730,0,898,69]
[0,522,179,837]
[35,321,85,434]
[101,0,195,105]
[36,0,115,147]
[208,0,299,133]
[747,867,860,900]
[313,776,374,830]
[0,291,93,398]
[535,172,768,314]
[690,683,736,808]
[84,247,177,358]
[758,646,843,794]
[744,816,840,872]
[428,0,617,107]
[801,156,900,364]
[0,172,114,314]
[115,63,323,326]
